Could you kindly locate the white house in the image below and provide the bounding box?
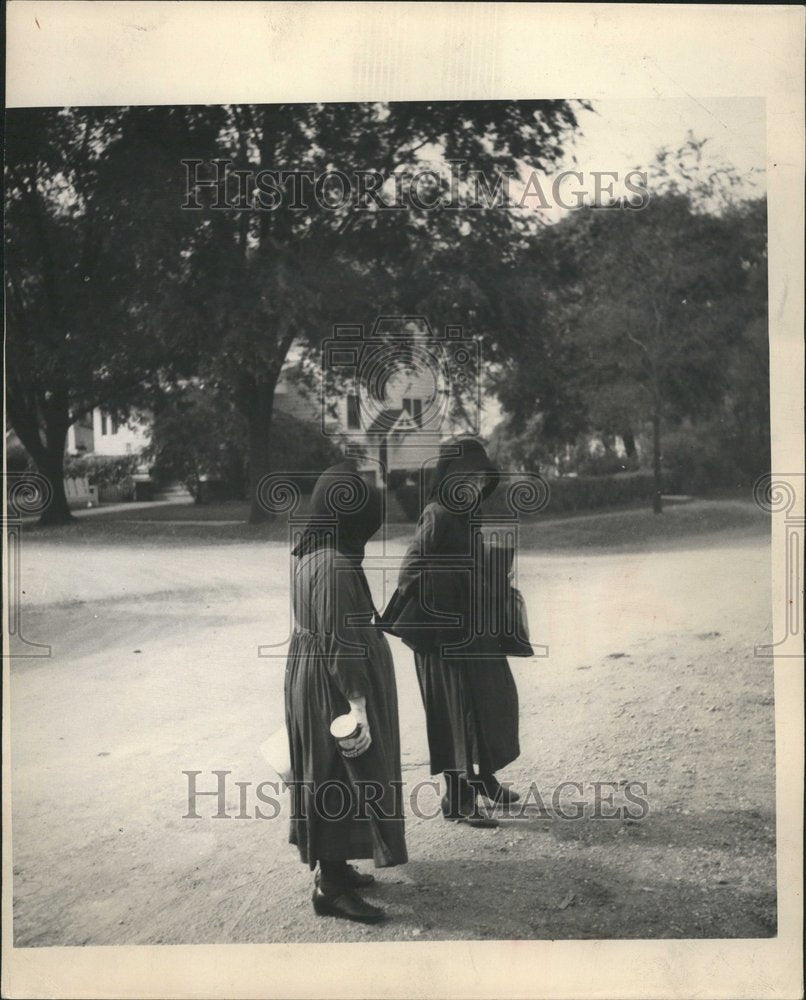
[66,408,151,461]
[63,318,491,487]
[278,319,482,486]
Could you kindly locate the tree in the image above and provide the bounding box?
[146,382,343,501]
[172,101,587,521]
[5,107,218,523]
[6,101,586,524]
[492,137,767,511]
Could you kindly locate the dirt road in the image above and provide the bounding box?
[10,500,776,943]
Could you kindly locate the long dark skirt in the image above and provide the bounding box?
[415,650,520,777]
[285,630,408,870]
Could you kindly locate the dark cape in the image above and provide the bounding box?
[284,463,407,869]
[393,439,520,777]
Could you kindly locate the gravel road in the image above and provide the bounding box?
[10,500,775,944]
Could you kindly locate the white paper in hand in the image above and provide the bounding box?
[259,725,292,784]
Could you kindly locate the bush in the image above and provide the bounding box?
[576,450,640,477]
[269,411,345,478]
[481,469,666,517]
[662,418,768,494]
[6,443,34,473]
[386,470,665,522]
[64,454,142,487]
[146,385,344,503]
[544,471,662,513]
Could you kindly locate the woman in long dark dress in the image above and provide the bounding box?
[285,463,407,923]
[390,438,521,822]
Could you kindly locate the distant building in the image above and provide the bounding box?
[66,408,151,463]
[61,319,491,486]
[277,320,475,486]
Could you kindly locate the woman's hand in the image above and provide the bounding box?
[343,697,372,758]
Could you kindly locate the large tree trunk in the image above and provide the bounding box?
[37,435,73,525]
[651,410,663,515]
[9,412,74,525]
[244,375,280,525]
[620,428,637,459]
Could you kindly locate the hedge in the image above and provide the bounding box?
[64,454,143,487]
[391,470,673,522]
[534,470,669,515]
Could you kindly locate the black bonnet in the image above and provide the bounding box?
[427,437,499,512]
[292,462,382,561]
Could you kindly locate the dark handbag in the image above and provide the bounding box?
[499,584,534,657]
[377,571,471,654]
[485,544,534,657]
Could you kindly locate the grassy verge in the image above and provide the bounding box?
[21,496,769,551]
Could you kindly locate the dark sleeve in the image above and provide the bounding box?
[397,503,442,598]
[316,558,373,700]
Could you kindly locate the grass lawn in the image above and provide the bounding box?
[23,495,769,551]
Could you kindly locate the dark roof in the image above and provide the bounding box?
[366,409,408,434]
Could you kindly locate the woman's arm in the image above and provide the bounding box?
[397,503,440,598]
[342,694,372,757]
[318,557,375,700]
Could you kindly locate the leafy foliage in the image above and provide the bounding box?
[159,101,588,520]
[145,383,343,500]
[490,138,768,501]
[5,106,218,521]
[63,454,141,487]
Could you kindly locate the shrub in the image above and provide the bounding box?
[269,411,345,480]
[384,469,675,522]
[662,418,768,494]
[5,443,34,473]
[576,450,640,477]
[64,454,142,487]
[544,471,660,513]
[481,469,666,517]
[146,384,345,502]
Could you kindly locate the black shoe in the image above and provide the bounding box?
[312,886,386,924]
[440,794,499,827]
[315,864,376,890]
[475,775,521,806]
[440,792,475,821]
[441,772,477,819]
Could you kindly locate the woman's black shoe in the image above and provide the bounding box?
[441,773,477,818]
[312,886,386,923]
[315,864,376,889]
[440,794,499,827]
[475,775,521,806]
[441,793,472,821]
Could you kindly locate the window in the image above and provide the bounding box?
[403,398,423,427]
[346,393,360,429]
[110,417,118,435]
[100,413,108,436]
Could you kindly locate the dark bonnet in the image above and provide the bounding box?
[428,436,500,509]
[292,462,382,562]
